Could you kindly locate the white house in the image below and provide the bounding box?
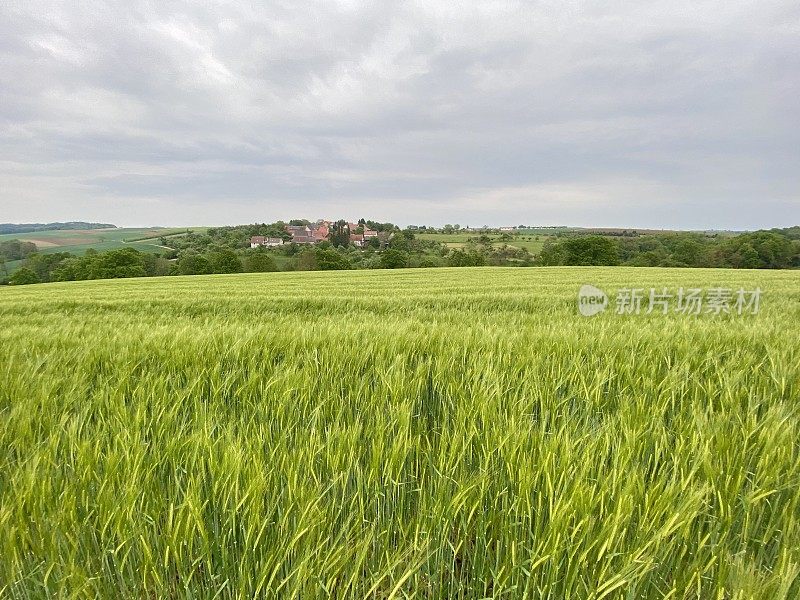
[250,236,284,248]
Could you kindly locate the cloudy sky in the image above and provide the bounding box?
[1,1,798,229]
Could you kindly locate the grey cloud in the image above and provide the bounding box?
[0,0,798,228]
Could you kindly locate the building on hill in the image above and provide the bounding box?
[286,221,330,244]
[313,224,329,242]
[285,225,315,244]
[250,236,284,248]
[282,220,376,246]
[285,223,331,244]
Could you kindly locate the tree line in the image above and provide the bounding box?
[2,224,798,285]
[537,228,800,268]
[0,222,115,235]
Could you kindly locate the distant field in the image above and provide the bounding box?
[1,267,798,597]
[0,228,204,274]
[416,228,742,256]
[417,232,550,253]
[416,232,476,244]
[518,227,573,235]
[578,228,740,237]
[504,237,547,253]
[0,227,200,255]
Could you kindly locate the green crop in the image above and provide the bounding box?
[1,267,798,598]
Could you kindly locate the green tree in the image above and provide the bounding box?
[0,240,38,261]
[95,248,150,279]
[388,230,414,252]
[9,267,40,285]
[447,249,486,267]
[20,252,72,282]
[177,254,212,275]
[733,243,760,269]
[209,249,243,274]
[539,236,618,266]
[713,232,795,269]
[380,249,409,269]
[296,250,318,271]
[562,236,618,265]
[536,240,566,266]
[670,238,705,267]
[329,221,350,248]
[315,248,351,270]
[245,252,278,272]
[365,220,397,233]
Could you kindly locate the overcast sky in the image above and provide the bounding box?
[1,1,798,229]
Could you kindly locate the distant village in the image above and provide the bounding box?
[251,221,383,248]
[250,221,532,249]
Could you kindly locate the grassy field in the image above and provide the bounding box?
[0,228,202,276]
[0,227,200,257]
[1,267,799,598]
[416,232,550,253]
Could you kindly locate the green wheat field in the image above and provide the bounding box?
[1,267,799,599]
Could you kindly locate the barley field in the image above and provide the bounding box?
[1,267,799,599]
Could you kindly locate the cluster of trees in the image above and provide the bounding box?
[709,230,799,269]
[538,236,620,266]
[167,224,289,254]
[0,240,38,262]
[176,248,279,274]
[8,248,173,285]
[291,244,531,271]
[6,246,281,285]
[538,229,800,268]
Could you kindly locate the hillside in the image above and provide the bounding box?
[0,222,116,234]
[0,227,198,258]
[1,267,799,597]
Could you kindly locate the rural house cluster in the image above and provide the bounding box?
[250,221,380,248]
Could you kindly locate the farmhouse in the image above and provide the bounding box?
[250,236,283,248]
[313,224,329,242]
[285,225,316,244]
[278,220,380,246]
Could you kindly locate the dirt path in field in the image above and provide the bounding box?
[19,239,61,248]
[121,239,174,250]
